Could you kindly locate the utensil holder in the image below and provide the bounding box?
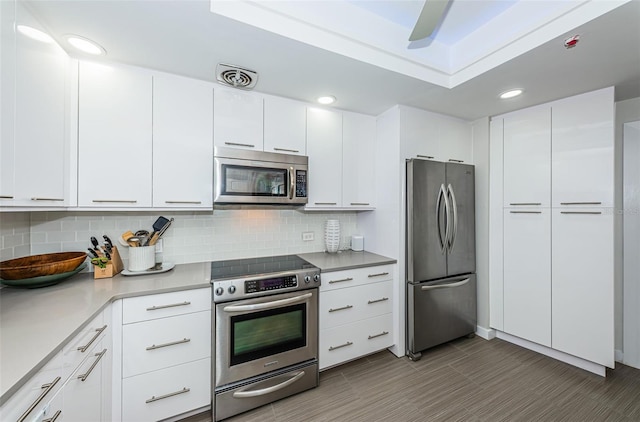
[94,246,124,279]
[127,245,156,272]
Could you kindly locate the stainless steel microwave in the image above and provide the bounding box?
[214,147,308,206]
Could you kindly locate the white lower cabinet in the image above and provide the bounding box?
[318,265,394,370]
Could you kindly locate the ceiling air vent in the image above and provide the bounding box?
[216,63,258,90]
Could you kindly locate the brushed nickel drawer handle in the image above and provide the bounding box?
[42,410,62,422]
[77,325,107,352]
[146,387,190,404]
[368,331,389,340]
[273,147,300,153]
[328,277,353,284]
[0,195,13,199]
[225,142,255,148]
[328,305,353,313]
[315,202,337,205]
[350,202,370,206]
[416,155,434,159]
[509,202,541,206]
[368,297,389,304]
[146,301,191,311]
[18,376,61,422]
[31,197,64,201]
[77,349,107,381]
[146,338,191,351]
[92,199,137,203]
[448,159,464,163]
[368,272,389,278]
[329,341,353,351]
[560,201,602,205]
[510,211,542,214]
[560,211,602,215]
[165,200,202,204]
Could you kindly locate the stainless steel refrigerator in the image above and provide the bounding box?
[406,159,477,361]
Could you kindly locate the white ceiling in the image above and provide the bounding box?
[24,0,640,120]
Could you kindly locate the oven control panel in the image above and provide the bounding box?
[245,275,298,293]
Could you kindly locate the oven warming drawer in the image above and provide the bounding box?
[214,360,318,421]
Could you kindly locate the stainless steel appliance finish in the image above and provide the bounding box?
[211,255,320,421]
[406,159,477,361]
[214,147,308,206]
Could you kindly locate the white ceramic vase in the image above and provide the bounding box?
[325,219,341,253]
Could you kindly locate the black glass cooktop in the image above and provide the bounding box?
[210,255,317,280]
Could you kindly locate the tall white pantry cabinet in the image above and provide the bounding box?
[489,87,615,373]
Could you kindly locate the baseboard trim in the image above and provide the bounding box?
[615,349,624,363]
[496,331,606,377]
[475,325,496,340]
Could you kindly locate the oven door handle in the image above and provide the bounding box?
[222,292,312,313]
[232,371,305,398]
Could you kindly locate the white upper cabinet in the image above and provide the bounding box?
[306,107,343,208]
[437,115,472,164]
[551,87,614,207]
[342,112,376,209]
[263,94,306,155]
[152,74,214,208]
[78,61,153,207]
[503,105,551,207]
[214,88,263,151]
[0,0,16,203]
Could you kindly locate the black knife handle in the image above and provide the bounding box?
[103,235,113,248]
[90,236,99,248]
[87,248,99,258]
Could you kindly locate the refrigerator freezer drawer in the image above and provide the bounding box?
[407,274,477,359]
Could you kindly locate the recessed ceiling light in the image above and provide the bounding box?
[499,89,523,99]
[16,25,54,43]
[317,96,336,105]
[66,35,106,55]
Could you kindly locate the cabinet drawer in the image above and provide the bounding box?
[319,281,392,330]
[319,265,393,292]
[122,358,211,422]
[62,312,107,380]
[319,313,393,370]
[123,288,211,324]
[122,311,211,378]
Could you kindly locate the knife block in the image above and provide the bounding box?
[93,246,124,279]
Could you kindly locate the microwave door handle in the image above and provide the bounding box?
[223,292,312,313]
[289,167,294,200]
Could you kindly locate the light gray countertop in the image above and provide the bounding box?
[0,262,211,405]
[297,250,397,272]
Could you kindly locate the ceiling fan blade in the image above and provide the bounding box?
[409,0,449,42]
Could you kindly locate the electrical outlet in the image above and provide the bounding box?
[154,239,163,253]
[302,232,314,241]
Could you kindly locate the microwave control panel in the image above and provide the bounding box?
[296,170,307,198]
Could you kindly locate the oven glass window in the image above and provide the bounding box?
[222,165,288,197]
[230,303,306,366]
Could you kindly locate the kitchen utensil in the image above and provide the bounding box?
[0,252,87,280]
[121,231,138,247]
[103,242,112,253]
[87,248,99,258]
[127,237,141,247]
[102,248,111,260]
[135,230,149,237]
[91,257,108,269]
[90,236,100,251]
[103,235,113,249]
[156,218,174,237]
[0,263,87,289]
[152,216,171,232]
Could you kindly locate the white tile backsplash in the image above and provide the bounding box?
[0,213,31,260]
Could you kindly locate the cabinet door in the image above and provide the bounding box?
[503,208,551,347]
[551,88,614,207]
[306,107,342,208]
[153,74,213,208]
[400,106,438,160]
[503,106,551,207]
[552,208,614,367]
[263,95,306,155]
[342,112,375,208]
[0,0,15,203]
[78,62,152,207]
[63,340,107,422]
[437,115,472,164]
[12,2,69,207]
[214,88,263,151]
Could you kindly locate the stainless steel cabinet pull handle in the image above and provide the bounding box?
[509,202,541,206]
[368,331,389,339]
[77,349,107,381]
[328,305,353,313]
[368,297,389,304]
[421,278,470,291]
[328,277,353,284]
[165,200,202,204]
[146,387,190,404]
[42,410,62,422]
[92,199,137,203]
[448,159,464,163]
[510,211,542,214]
[225,142,255,148]
[560,211,602,215]
[146,301,191,311]
[146,338,191,350]
[233,371,305,398]
[274,147,300,153]
[289,167,295,200]
[350,202,370,206]
[0,195,13,199]
[560,201,602,205]
[329,341,353,351]
[18,376,61,422]
[367,272,389,278]
[416,155,434,159]
[31,197,64,201]
[224,293,312,312]
[314,202,337,205]
[77,325,107,352]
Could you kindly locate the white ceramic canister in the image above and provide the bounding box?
[128,245,156,271]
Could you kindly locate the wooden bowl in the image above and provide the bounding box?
[0,252,87,280]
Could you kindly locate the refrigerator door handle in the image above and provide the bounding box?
[447,184,458,253]
[436,184,447,253]
[421,277,470,290]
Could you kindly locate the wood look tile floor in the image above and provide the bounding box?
[182,337,640,422]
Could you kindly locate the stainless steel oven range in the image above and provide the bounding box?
[211,255,321,421]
